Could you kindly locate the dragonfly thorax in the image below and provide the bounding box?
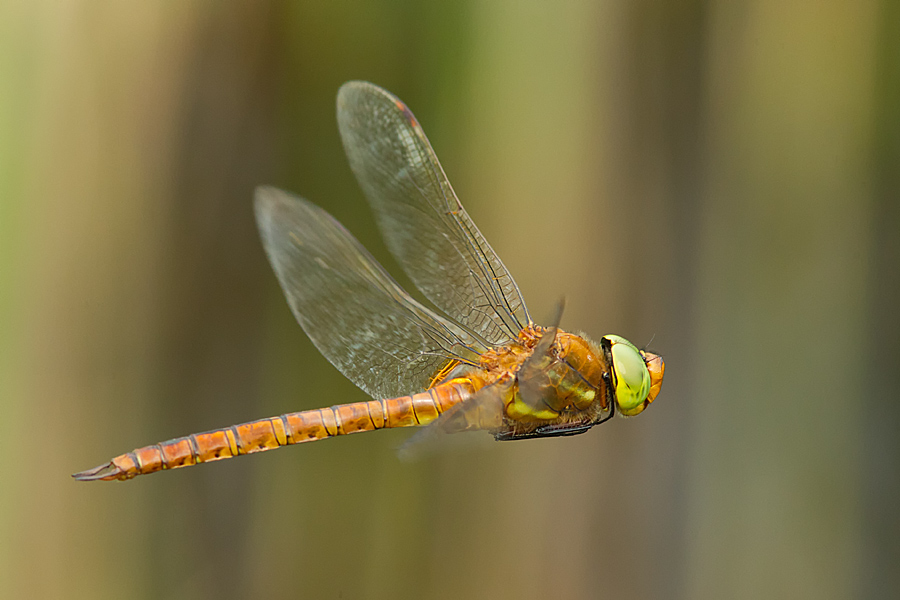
[468,327,612,425]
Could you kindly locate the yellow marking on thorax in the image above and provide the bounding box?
[429,359,461,388]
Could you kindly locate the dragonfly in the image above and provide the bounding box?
[73,82,664,482]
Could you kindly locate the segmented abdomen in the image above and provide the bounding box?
[73,377,477,481]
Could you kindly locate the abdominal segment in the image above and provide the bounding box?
[73,378,479,481]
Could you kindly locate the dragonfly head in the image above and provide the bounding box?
[603,335,664,416]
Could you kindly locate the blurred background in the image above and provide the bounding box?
[1,1,897,599]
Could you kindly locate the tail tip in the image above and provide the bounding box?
[72,462,122,482]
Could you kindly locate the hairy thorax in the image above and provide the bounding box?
[435,326,612,434]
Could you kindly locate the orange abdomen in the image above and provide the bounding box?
[73,378,476,481]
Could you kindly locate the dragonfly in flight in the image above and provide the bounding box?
[74,82,664,481]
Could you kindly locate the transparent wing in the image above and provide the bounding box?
[255,186,481,401]
[397,378,512,461]
[337,81,531,347]
[516,299,565,412]
[516,327,561,412]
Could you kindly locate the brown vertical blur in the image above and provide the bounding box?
[139,6,278,600]
[1,1,897,600]
[863,1,900,597]
[687,3,877,598]
[1,3,279,599]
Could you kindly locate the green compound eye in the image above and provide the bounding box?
[604,335,651,416]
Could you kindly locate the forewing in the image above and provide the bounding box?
[337,81,531,347]
[255,186,480,400]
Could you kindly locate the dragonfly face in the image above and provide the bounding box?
[73,82,665,481]
[604,335,665,417]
